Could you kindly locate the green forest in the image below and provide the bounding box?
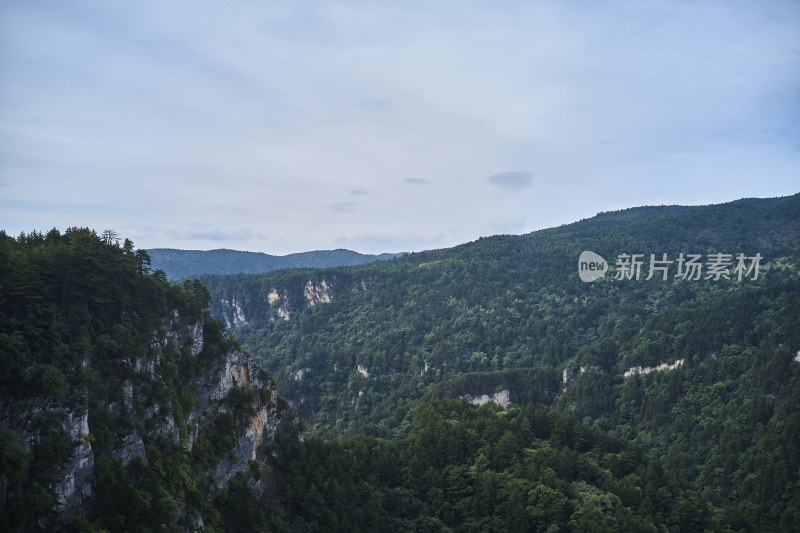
[0,229,297,532]
[270,399,731,532]
[1,193,799,531]
[200,194,800,531]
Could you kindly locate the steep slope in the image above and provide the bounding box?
[149,247,403,280]
[202,193,800,435]
[200,193,800,530]
[0,227,742,532]
[555,277,800,528]
[0,229,298,531]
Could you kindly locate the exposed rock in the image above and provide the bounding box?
[219,298,247,328]
[304,279,332,306]
[624,359,684,378]
[0,402,96,518]
[154,411,181,445]
[54,408,94,516]
[561,364,581,393]
[192,349,285,490]
[267,289,291,321]
[122,380,134,411]
[114,429,146,464]
[135,355,156,376]
[463,389,511,409]
[1,312,288,523]
[204,350,258,403]
[267,289,280,304]
[160,311,204,356]
[351,279,369,292]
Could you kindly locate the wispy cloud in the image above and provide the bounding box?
[328,202,358,213]
[403,178,427,185]
[350,189,368,195]
[487,171,534,192]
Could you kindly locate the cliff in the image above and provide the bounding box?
[0,229,297,531]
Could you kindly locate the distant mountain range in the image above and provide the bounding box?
[148,247,404,280]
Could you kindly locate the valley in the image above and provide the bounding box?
[2,194,799,531]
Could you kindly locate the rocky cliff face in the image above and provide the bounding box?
[0,310,291,526]
[213,274,371,327]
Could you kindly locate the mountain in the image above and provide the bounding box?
[148,247,404,280]
[0,227,732,531]
[200,193,800,530]
[0,229,300,531]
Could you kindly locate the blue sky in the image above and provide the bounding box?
[1,0,798,254]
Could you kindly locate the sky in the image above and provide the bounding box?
[1,0,799,255]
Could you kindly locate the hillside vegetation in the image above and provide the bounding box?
[271,399,730,532]
[0,227,736,532]
[2,194,798,530]
[201,193,800,530]
[0,229,297,531]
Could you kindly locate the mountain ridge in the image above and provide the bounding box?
[2,193,799,530]
[0,226,738,531]
[148,247,404,280]
[202,192,800,434]
[198,192,800,529]
[150,193,797,280]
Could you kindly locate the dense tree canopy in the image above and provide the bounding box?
[201,194,800,530]
[2,193,799,531]
[0,228,287,532]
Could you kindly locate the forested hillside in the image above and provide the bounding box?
[149,248,402,280]
[271,399,730,531]
[202,193,800,530]
[0,229,298,531]
[0,227,746,532]
[2,194,798,530]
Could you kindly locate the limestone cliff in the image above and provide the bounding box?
[0,229,303,531]
[211,273,370,326]
[0,311,292,529]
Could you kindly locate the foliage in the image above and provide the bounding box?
[0,227,195,400]
[201,193,800,529]
[0,228,280,531]
[204,194,800,440]
[3,193,800,531]
[270,399,730,532]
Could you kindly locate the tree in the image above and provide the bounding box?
[101,229,119,246]
[134,249,151,275]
